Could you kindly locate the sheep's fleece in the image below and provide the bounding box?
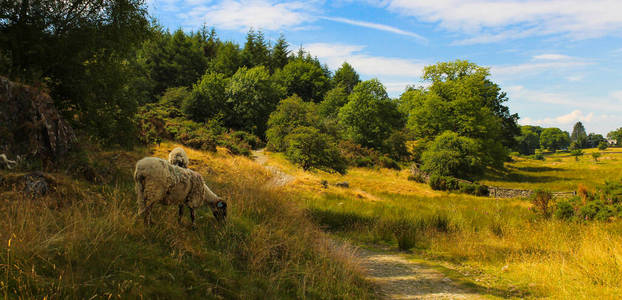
[134,157,226,223]
[168,147,189,168]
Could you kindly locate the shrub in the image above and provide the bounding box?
[421,131,483,180]
[555,201,575,220]
[598,141,608,150]
[458,181,489,196]
[578,201,608,221]
[383,130,410,161]
[285,127,347,174]
[378,156,400,170]
[428,175,459,191]
[338,140,381,167]
[159,86,191,108]
[231,131,264,150]
[407,173,427,183]
[530,189,554,218]
[592,152,601,162]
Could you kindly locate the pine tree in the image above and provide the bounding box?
[571,122,587,148]
[270,35,290,72]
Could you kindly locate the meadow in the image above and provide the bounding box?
[261,149,622,299]
[0,142,375,299]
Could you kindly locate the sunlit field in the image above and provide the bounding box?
[0,143,374,299]
[260,149,622,299]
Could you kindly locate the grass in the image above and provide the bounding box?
[481,148,622,191]
[0,142,375,299]
[259,149,622,299]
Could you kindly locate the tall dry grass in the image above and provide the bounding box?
[0,142,375,299]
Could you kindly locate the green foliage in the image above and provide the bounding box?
[269,35,290,72]
[383,130,411,161]
[318,86,349,119]
[225,66,281,136]
[555,201,575,220]
[571,122,588,148]
[458,182,490,196]
[242,29,269,68]
[210,41,243,77]
[587,133,606,148]
[402,60,519,171]
[592,152,601,162]
[540,128,571,152]
[598,141,608,150]
[516,126,541,155]
[159,87,192,108]
[570,149,584,161]
[332,62,360,94]
[428,175,460,191]
[337,140,381,167]
[378,156,400,170]
[273,57,331,102]
[607,128,622,145]
[421,131,482,180]
[284,127,346,174]
[338,79,405,149]
[183,72,228,122]
[266,95,320,151]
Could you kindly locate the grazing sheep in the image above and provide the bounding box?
[0,154,17,170]
[168,147,189,168]
[134,157,226,226]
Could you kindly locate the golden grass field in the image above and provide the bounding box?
[0,142,375,299]
[259,148,622,299]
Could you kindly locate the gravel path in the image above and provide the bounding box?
[251,149,482,299]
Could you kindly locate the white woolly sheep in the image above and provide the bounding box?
[0,154,17,170]
[134,157,226,226]
[168,147,189,168]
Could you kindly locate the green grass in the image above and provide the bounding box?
[481,148,622,191]
[0,142,375,299]
[261,149,622,299]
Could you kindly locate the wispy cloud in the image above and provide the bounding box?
[385,0,622,44]
[177,0,319,31]
[533,54,574,60]
[321,16,427,42]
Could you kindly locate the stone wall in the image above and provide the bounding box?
[488,187,576,199]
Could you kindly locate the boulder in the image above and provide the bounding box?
[0,77,76,163]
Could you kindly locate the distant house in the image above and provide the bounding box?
[607,139,617,145]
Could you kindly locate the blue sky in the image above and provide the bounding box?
[147,0,622,135]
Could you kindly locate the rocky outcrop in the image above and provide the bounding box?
[0,77,76,163]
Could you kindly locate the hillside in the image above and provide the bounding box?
[0,142,374,299]
[256,149,622,299]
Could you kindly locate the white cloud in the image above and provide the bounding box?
[385,0,622,44]
[533,54,573,60]
[566,75,584,82]
[321,16,427,42]
[491,61,590,78]
[611,90,622,101]
[178,0,318,31]
[303,43,426,77]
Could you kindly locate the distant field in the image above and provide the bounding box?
[261,149,622,299]
[481,148,622,191]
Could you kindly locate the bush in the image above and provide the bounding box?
[378,156,400,170]
[231,131,264,150]
[338,140,381,167]
[592,152,601,162]
[383,130,410,161]
[555,201,575,220]
[458,181,489,196]
[428,175,459,191]
[159,86,191,108]
[530,189,554,218]
[285,127,347,174]
[407,173,427,183]
[421,131,482,180]
[598,141,608,150]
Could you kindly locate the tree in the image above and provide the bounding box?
[421,131,483,180]
[571,122,587,148]
[607,128,622,145]
[332,62,360,94]
[540,128,571,152]
[570,149,584,161]
[1,0,150,146]
[266,95,320,151]
[160,87,192,108]
[285,126,346,174]
[516,126,541,155]
[338,79,405,149]
[210,41,243,77]
[598,141,608,150]
[270,35,290,72]
[183,72,228,122]
[318,86,349,119]
[403,60,519,169]
[242,29,269,68]
[592,152,601,162]
[225,66,281,136]
[273,57,331,102]
[586,133,606,148]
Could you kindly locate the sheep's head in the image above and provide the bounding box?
[212,199,227,221]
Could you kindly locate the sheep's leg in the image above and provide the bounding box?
[189,207,196,228]
[178,204,184,224]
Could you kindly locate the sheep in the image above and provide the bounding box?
[134,157,227,226]
[168,147,189,168]
[0,154,17,170]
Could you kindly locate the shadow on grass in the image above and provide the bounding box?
[307,207,377,231]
